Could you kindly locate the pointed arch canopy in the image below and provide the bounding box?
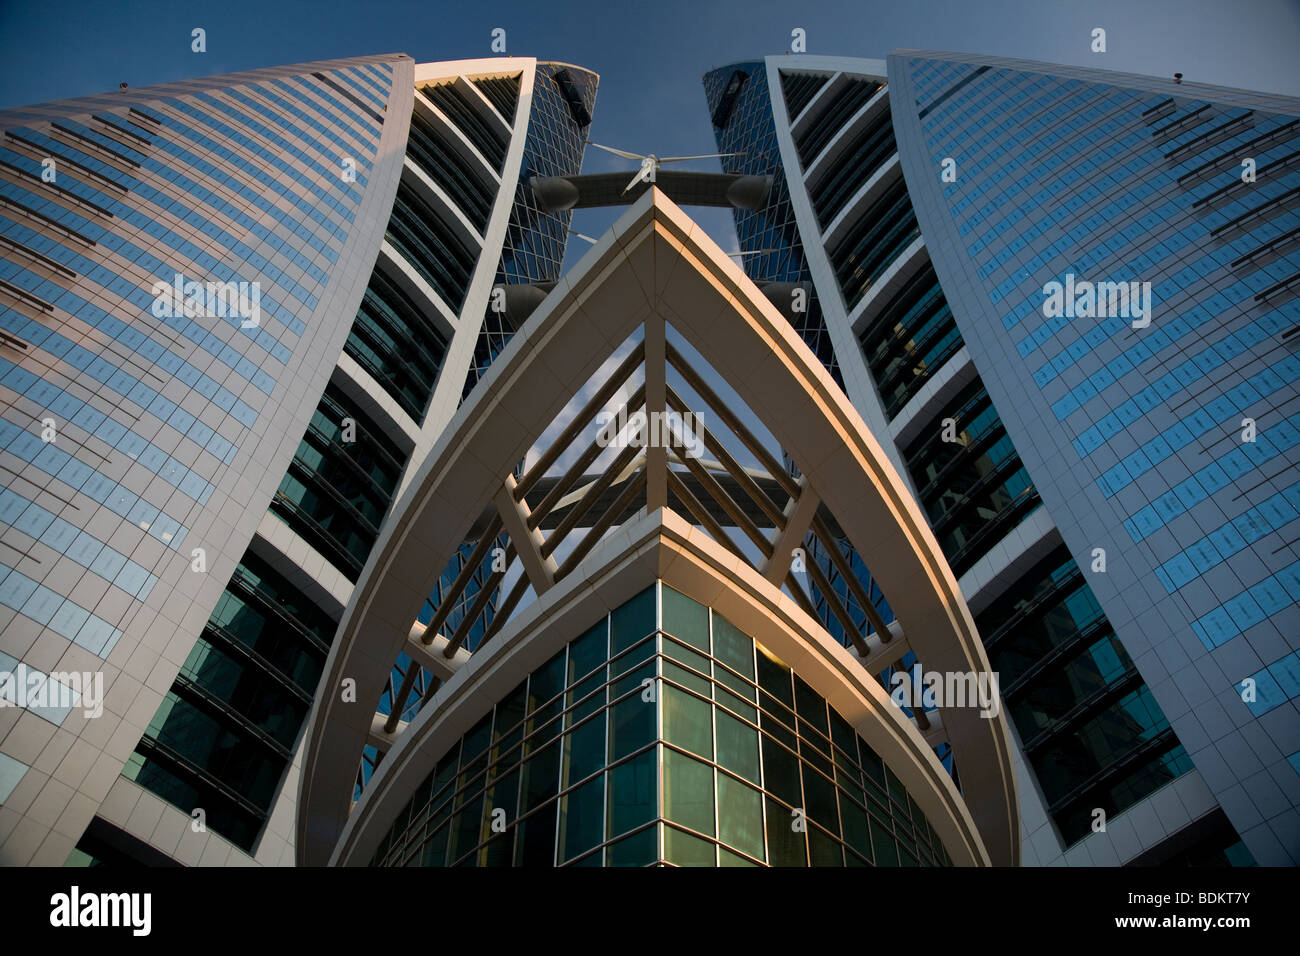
[296,189,1018,866]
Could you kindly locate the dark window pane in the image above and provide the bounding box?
[756,644,794,706]
[762,734,801,807]
[663,825,715,866]
[662,585,709,650]
[562,712,606,787]
[568,619,608,683]
[515,802,556,866]
[559,773,605,862]
[809,824,843,866]
[717,772,765,861]
[871,816,898,866]
[840,793,872,863]
[529,649,566,709]
[663,748,714,836]
[608,748,656,837]
[766,796,807,866]
[609,691,655,762]
[521,741,560,812]
[716,708,760,784]
[421,822,449,866]
[607,826,657,866]
[610,585,656,655]
[663,685,712,759]
[793,673,830,737]
[448,793,483,864]
[802,764,840,834]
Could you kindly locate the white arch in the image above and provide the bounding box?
[296,188,1019,866]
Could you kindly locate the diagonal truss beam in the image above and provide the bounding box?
[527,384,646,529]
[761,475,821,585]
[495,473,556,594]
[515,343,644,500]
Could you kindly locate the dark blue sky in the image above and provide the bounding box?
[2,0,1297,253]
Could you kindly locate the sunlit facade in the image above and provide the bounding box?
[0,54,597,866]
[704,51,1298,865]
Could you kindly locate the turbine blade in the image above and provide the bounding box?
[586,141,646,161]
[621,168,650,194]
[657,152,746,163]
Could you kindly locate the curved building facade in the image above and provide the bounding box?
[295,190,1019,867]
[0,55,596,866]
[705,52,1298,865]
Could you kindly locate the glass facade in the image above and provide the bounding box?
[858,260,962,418]
[701,55,1241,863]
[270,382,406,581]
[0,63,383,656]
[384,180,477,313]
[405,108,495,234]
[892,52,1300,861]
[828,176,922,312]
[793,78,883,170]
[902,379,1041,575]
[703,63,843,386]
[370,582,953,867]
[125,550,339,851]
[461,65,597,400]
[810,104,897,228]
[344,267,449,423]
[976,546,1192,845]
[0,59,393,851]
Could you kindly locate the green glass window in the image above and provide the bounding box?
[371,580,954,867]
[717,772,765,861]
[662,585,709,651]
[558,774,605,862]
[606,826,657,867]
[608,748,655,837]
[608,692,655,762]
[568,620,608,682]
[662,684,712,759]
[765,796,807,866]
[610,585,655,654]
[664,825,715,866]
[562,713,606,787]
[713,612,755,681]
[663,748,714,836]
[715,708,760,784]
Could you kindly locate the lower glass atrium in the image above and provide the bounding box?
[370,582,953,867]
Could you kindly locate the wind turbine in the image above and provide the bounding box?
[586,141,746,194]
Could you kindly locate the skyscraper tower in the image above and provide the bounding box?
[0,54,597,866]
[705,52,1299,865]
